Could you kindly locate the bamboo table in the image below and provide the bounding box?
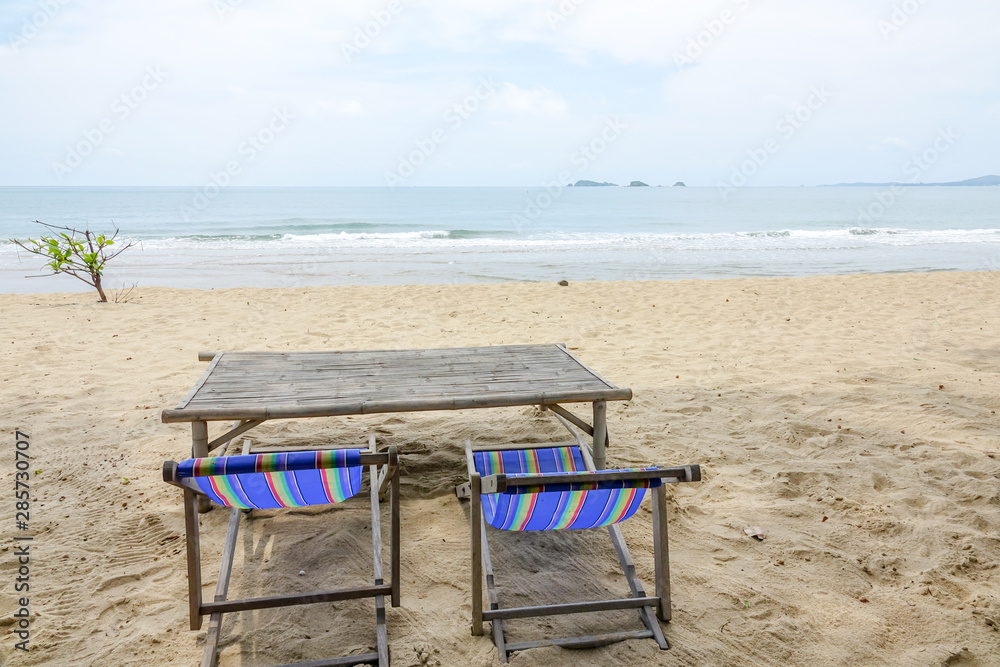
[162,344,632,480]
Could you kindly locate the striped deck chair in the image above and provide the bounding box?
[163,439,400,667]
[463,437,700,662]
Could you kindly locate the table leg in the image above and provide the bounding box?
[192,420,212,513]
[592,400,607,470]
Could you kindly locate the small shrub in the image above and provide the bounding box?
[11,220,137,302]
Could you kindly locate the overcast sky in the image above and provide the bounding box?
[1,0,997,187]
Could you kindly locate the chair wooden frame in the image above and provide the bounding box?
[461,413,700,662]
[163,439,401,667]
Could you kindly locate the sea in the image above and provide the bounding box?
[1,186,999,293]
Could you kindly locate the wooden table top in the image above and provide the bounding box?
[161,344,631,423]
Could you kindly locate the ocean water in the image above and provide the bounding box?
[1,186,999,293]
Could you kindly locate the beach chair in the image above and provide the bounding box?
[461,434,700,662]
[162,439,401,667]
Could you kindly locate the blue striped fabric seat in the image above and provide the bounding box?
[176,449,363,510]
[474,446,661,531]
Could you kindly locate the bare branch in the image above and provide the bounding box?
[29,220,80,234]
[111,281,138,303]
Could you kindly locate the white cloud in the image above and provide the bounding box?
[0,0,997,185]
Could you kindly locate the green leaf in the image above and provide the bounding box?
[24,224,133,298]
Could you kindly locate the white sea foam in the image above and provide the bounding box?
[120,227,1000,253]
[282,230,452,242]
[3,186,1000,291]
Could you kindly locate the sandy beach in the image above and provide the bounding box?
[2,271,999,666]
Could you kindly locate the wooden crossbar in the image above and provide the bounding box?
[274,655,379,667]
[162,452,391,488]
[482,597,659,621]
[548,404,610,469]
[483,465,700,493]
[206,419,265,453]
[547,404,594,436]
[504,629,655,653]
[470,439,579,453]
[248,444,374,454]
[201,585,393,615]
[162,388,633,423]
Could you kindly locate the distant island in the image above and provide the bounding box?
[824,175,1000,187]
[629,181,648,187]
[674,182,686,187]
[574,180,617,187]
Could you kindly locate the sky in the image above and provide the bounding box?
[0,0,998,188]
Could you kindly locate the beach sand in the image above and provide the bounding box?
[2,271,999,666]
